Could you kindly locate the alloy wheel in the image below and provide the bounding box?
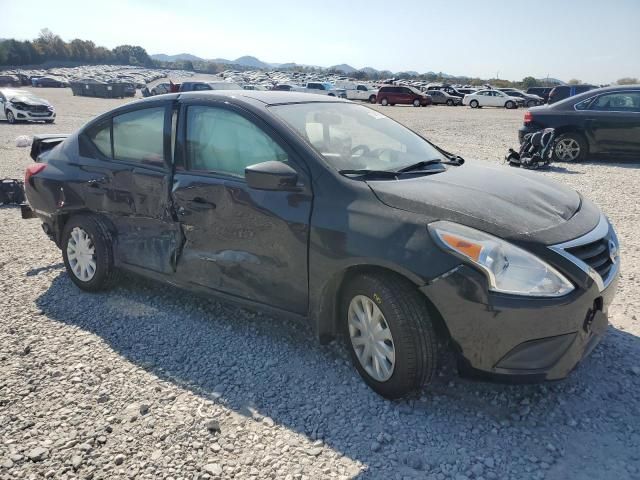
[555,138,581,161]
[348,295,396,382]
[66,227,97,282]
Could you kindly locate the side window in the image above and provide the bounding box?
[590,92,640,112]
[113,107,165,166]
[186,106,288,178]
[88,120,112,158]
[193,83,211,91]
[357,85,366,91]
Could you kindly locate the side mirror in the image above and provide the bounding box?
[245,161,299,191]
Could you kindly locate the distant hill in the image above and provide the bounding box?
[330,64,357,74]
[151,53,204,62]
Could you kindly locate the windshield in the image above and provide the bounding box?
[270,102,445,171]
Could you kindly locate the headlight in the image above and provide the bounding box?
[429,221,574,297]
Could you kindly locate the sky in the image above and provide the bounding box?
[3,0,639,83]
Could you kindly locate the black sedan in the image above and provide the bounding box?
[23,92,620,398]
[519,85,640,162]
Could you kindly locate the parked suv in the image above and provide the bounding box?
[526,87,553,103]
[377,86,432,106]
[301,82,347,98]
[548,85,597,104]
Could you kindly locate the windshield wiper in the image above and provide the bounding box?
[396,157,464,173]
[338,169,399,178]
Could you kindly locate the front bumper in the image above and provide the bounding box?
[421,262,619,382]
[14,109,56,121]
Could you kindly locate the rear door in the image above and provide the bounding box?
[79,101,181,274]
[171,101,312,313]
[585,91,640,155]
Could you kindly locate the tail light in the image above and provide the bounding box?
[25,163,46,184]
[523,111,533,125]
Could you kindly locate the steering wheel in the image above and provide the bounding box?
[351,144,371,157]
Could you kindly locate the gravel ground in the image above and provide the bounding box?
[1,88,639,480]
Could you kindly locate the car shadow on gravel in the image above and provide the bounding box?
[35,271,640,479]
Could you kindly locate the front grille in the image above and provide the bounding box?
[25,105,49,113]
[565,238,614,281]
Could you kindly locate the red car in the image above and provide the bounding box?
[377,86,432,107]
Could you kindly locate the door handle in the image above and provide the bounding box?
[87,177,108,187]
[189,197,216,209]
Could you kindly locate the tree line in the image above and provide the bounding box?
[0,29,154,67]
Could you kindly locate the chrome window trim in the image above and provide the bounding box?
[550,213,620,292]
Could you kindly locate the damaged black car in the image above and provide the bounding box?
[23,92,620,398]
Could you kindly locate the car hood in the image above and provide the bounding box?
[9,95,50,106]
[367,163,588,244]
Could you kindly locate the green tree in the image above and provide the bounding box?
[522,76,539,88]
[568,78,582,85]
[617,77,638,85]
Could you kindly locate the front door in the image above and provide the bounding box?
[172,102,312,314]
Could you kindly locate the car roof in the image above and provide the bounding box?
[178,90,347,105]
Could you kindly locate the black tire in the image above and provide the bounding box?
[390,103,396,106]
[6,110,16,124]
[380,97,389,106]
[369,95,376,104]
[446,99,454,106]
[45,119,55,124]
[552,132,587,162]
[341,273,439,398]
[527,100,536,108]
[470,100,479,108]
[413,99,420,107]
[505,100,515,109]
[61,214,119,292]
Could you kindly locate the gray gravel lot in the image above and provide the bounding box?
[1,88,639,480]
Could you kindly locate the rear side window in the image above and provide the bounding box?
[590,92,640,112]
[113,107,165,166]
[88,121,112,158]
[186,106,288,177]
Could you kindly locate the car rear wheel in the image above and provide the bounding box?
[470,100,479,108]
[6,111,16,124]
[553,133,587,162]
[62,215,119,292]
[342,273,438,398]
[446,99,454,106]
[380,98,389,106]
[505,100,515,109]
[413,99,421,107]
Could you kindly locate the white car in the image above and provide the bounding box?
[0,88,56,124]
[462,89,521,109]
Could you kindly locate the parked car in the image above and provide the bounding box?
[456,88,478,96]
[0,75,21,87]
[32,77,68,88]
[0,88,56,124]
[22,91,620,398]
[427,90,461,106]
[462,90,522,109]
[526,87,553,103]
[499,88,544,107]
[426,85,465,98]
[519,85,640,161]
[301,82,347,98]
[179,81,242,92]
[548,84,597,104]
[377,86,432,106]
[150,82,171,95]
[272,84,296,91]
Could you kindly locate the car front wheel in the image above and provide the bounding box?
[342,273,438,398]
[62,215,119,292]
[505,100,515,109]
[413,99,421,107]
[6,110,16,124]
